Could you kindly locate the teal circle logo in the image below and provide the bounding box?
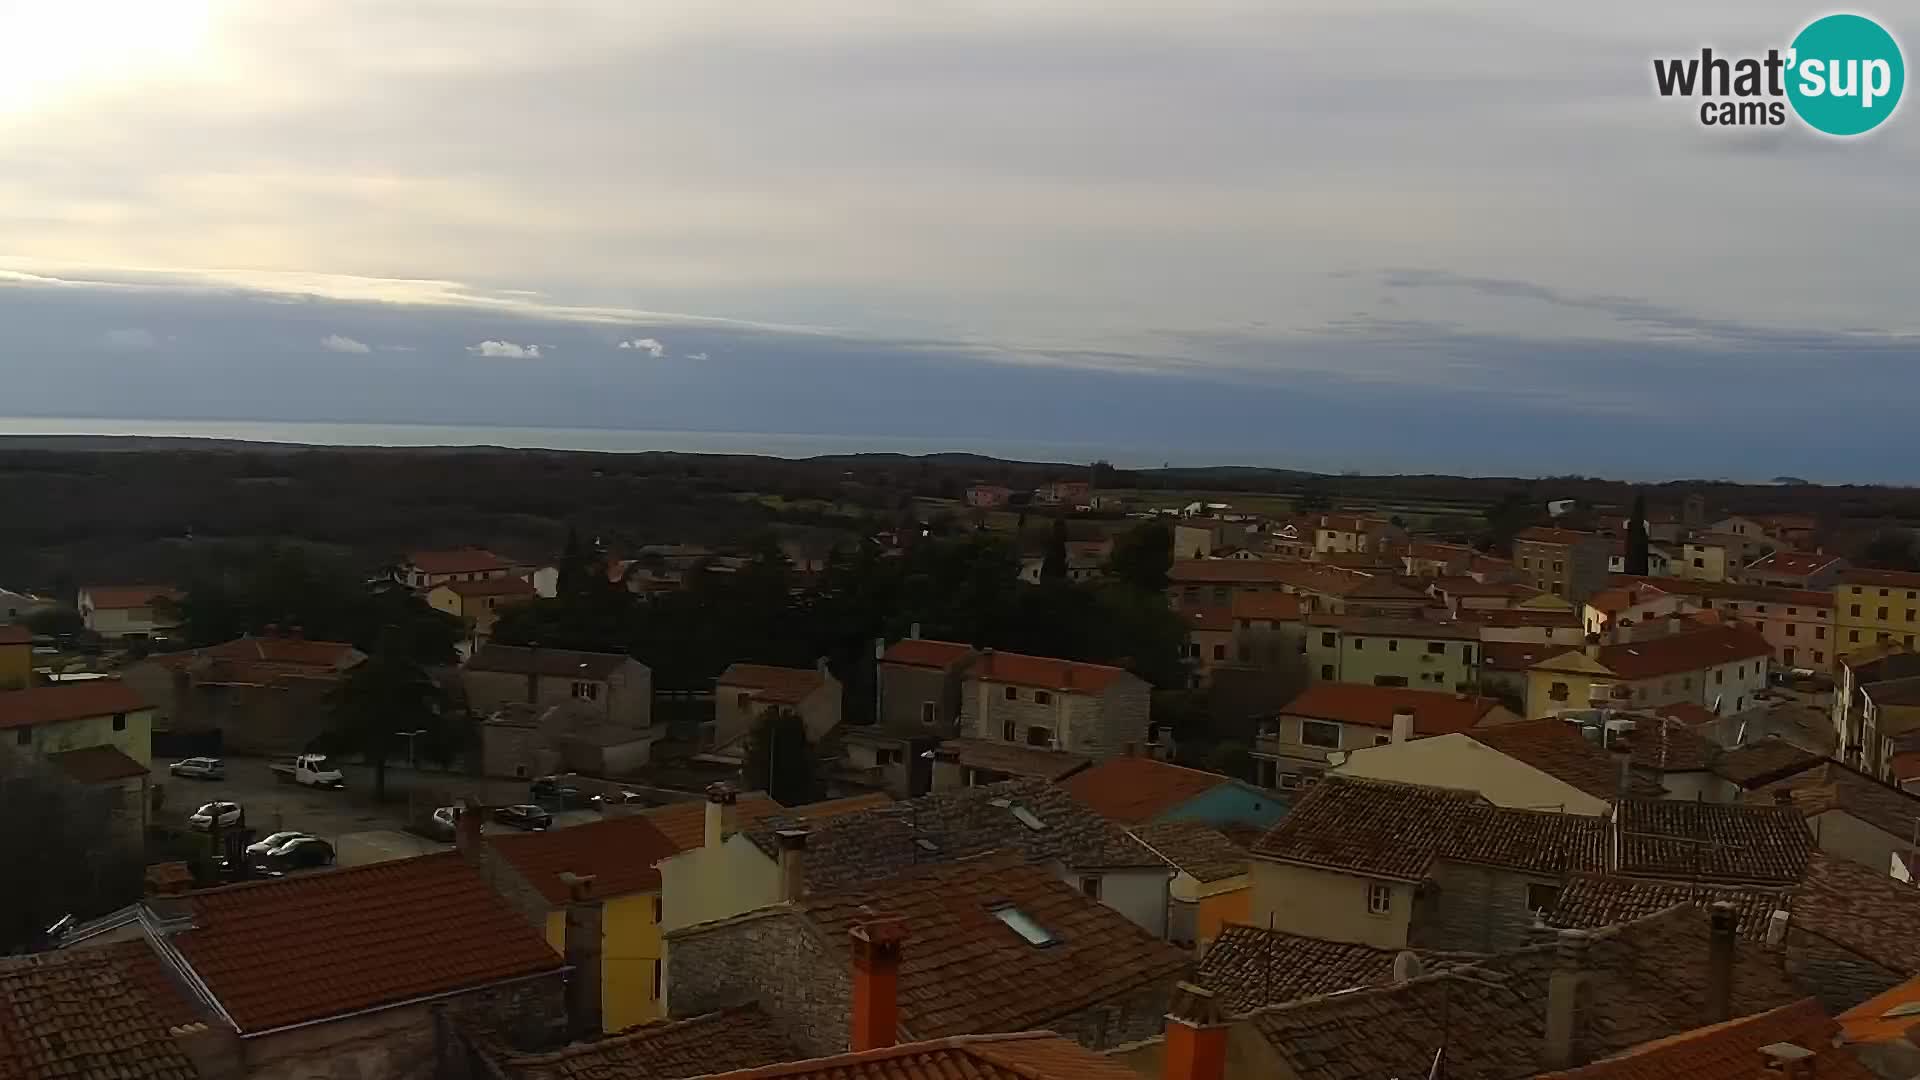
[1787,14,1904,135]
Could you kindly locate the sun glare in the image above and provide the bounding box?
[0,0,212,115]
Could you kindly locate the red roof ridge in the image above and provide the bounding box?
[692,1031,1067,1080]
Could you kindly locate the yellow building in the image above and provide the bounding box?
[1835,568,1920,655]
[1524,626,1771,720]
[1304,615,1480,692]
[427,576,536,645]
[486,814,683,1030]
[0,624,30,691]
[0,680,155,766]
[1132,821,1251,953]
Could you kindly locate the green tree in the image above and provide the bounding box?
[0,757,141,952]
[1108,519,1173,592]
[742,706,818,805]
[325,628,456,801]
[1861,529,1920,572]
[1041,518,1069,582]
[1625,493,1651,576]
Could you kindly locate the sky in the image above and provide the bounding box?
[1,0,1917,481]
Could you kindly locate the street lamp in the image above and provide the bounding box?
[396,729,427,769]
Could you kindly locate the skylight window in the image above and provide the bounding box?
[988,797,1012,808]
[991,905,1057,946]
[1010,805,1047,831]
[914,837,939,853]
[1883,1002,1920,1020]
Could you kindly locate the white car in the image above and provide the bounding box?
[244,831,311,858]
[169,757,225,780]
[188,801,244,831]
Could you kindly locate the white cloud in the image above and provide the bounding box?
[320,333,371,354]
[380,344,416,352]
[101,328,156,349]
[684,351,709,361]
[467,339,542,359]
[618,337,666,358]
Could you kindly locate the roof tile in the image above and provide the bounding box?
[1535,998,1870,1080]
[486,1004,798,1079]
[0,681,150,731]
[488,815,683,905]
[47,745,151,784]
[1062,757,1237,824]
[0,949,200,1080]
[970,650,1136,694]
[1280,684,1508,734]
[1131,821,1249,883]
[405,549,516,575]
[687,1032,1144,1080]
[879,639,976,670]
[717,663,829,705]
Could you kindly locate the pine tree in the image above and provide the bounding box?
[1041,517,1069,582]
[1626,493,1651,576]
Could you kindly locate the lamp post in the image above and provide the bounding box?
[396,728,427,769]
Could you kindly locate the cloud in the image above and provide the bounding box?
[618,337,667,357]
[101,328,157,350]
[684,351,709,361]
[466,339,542,359]
[320,333,371,354]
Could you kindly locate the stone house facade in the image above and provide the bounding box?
[462,645,652,730]
[957,649,1150,759]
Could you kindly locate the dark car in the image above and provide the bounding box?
[529,776,589,809]
[252,836,335,875]
[493,804,553,831]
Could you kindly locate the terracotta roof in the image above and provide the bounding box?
[1279,684,1508,734]
[1481,640,1563,672]
[1516,527,1603,546]
[1468,720,1667,801]
[168,852,564,1033]
[1241,905,1801,1080]
[1249,776,1605,882]
[1061,757,1238,824]
[468,644,633,681]
[717,663,829,705]
[1196,924,1403,1013]
[1840,975,1920,1044]
[1585,586,1672,615]
[1651,702,1720,727]
[197,635,362,668]
[0,624,29,645]
[47,745,151,785]
[643,793,887,853]
[1793,851,1920,977]
[1547,875,1788,941]
[405,549,515,575]
[1431,576,1537,598]
[487,1004,799,1079]
[488,814,682,905]
[1743,550,1845,576]
[798,854,1187,1039]
[1613,799,1811,885]
[879,639,976,670]
[938,738,1091,781]
[79,585,179,611]
[1131,821,1249,883]
[1231,591,1304,621]
[969,650,1134,694]
[1840,567,1920,589]
[441,575,537,598]
[780,777,1165,891]
[0,681,149,731]
[1469,608,1583,629]
[1710,740,1824,789]
[1621,713,1720,773]
[1549,627,1772,680]
[1306,614,1478,640]
[1183,606,1234,633]
[686,1031,1143,1080]
[1409,541,1479,561]
[0,948,200,1080]
[1657,578,1834,607]
[1746,762,1920,844]
[1169,558,1304,584]
[1535,998,1871,1080]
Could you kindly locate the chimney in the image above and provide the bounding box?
[704,783,737,850]
[909,622,921,640]
[1163,982,1229,1080]
[1543,930,1592,1071]
[1667,614,1684,636]
[1610,734,1633,803]
[1706,900,1737,1024]
[849,916,909,1052]
[1390,709,1415,745]
[454,800,486,860]
[775,827,809,903]
[559,872,604,1039]
[1392,950,1425,982]
[1766,909,1790,947]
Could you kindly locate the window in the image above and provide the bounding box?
[1373,675,1409,687]
[1374,734,1392,746]
[1526,883,1561,915]
[1694,558,1705,568]
[1880,608,1890,621]
[877,748,904,766]
[1786,624,1796,637]
[1366,883,1392,916]
[1426,641,1446,654]
[991,905,1058,946]
[1553,561,1564,573]
[1321,631,1336,647]
[1756,605,1767,614]
[1212,644,1227,661]
[1854,586,1864,594]
[1004,686,1018,701]
[1884,589,1892,597]
[1301,720,1341,748]
[1852,604,1862,617]
[1788,607,1798,616]
[14,728,28,746]
[1002,719,1017,741]
[1851,630,1861,643]
[1816,626,1826,640]
[572,681,600,702]
[736,691,752,709]
[920,701,936,725]
[1034,690,1052,705]
[1080,876,1102,900]
[652,895,663,922]
[1320,664,1335,681]
[1026,726,1051,747]
[111,712,126,731]
[1549,681,1570,702]
[1388,639,1398,652]
[1815,651,1824,664]
[1910,611,1918,623]
[1353,638,1365,650]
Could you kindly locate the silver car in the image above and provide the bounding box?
[244,831,311,858]
[188,801,244,831]
[169,757,225,780]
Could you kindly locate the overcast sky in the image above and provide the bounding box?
[2,0,1916,480]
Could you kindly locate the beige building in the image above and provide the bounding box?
[1255,683,1518,789]
[1304,615,1480,691]
[1333,732,1614,815]
[77,585,180,638]
[1511,527,1611,607]
[394,548,519,590]
[712,661,842,750]
[428,575,536,646]
[1182,608,1236,689]
[0,680,156,768]
[958,649,1151,760]
[463,644,653,730]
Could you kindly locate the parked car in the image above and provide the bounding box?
[188,802,245,831]
[591,789,649,811]
[169,757,225,781]
[529,775,589,809]
[492,804,553,831]
[244,831,312,859]
[269,754,345,788]
[425,806,463,842]
[252,836,335,874]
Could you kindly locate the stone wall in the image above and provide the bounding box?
[1785,928,1903,1014]
[879,664,962,737]
[1410,861,1559,954]
[666,911,850,1059]
[1041,978,1172,1050]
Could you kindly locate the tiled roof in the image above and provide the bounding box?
[879,639,976,670]
[1183,606,1235,632]
[1547,875,1788,941]
[1231,591,1304,620]
[781,777,1165,891]
[1430,577,1537,598]
[0,949,200,1080]
[442,575,537,598]
[0,624,30,645]
[938,738,1092,781]
[1612,800,1810,885]
[645,793,889,853]
[1061,757,1236,824]
[1470,608,1583,629]
[1652,578,1833,607]
[717,663,829,705]
[1710,740,1824,789]
[80,585,179,611]
[1651,702,1720,727]
[1840,974,1920,1044]
[1621,714,1719,773]
[1746,762,1920,844]
[488,1004,798,1079]
[0,681,149,731]
[405,549,514,574]
[196,635,362,668]
[1170,558,1305,584]
[488,814,682,905]
[1791,851,1920,977]
[1534,998,1871,1080]
[169,852,564,1033]
[1131,821,1249,883]
[1480,641,1563,672]
[1409,540,1478,560]
[969,650,1134,694]
[1242,905,1801,1080]
[1306,614,1479,640]
[1196,924,1404,1012]
[100,939,203,1032]
[1840,567,1920,589]
[468,644,634,681]
[47,745,151,784]
[798,854,1187,1039]
[1565,627,1772,680]
[685,1031,1144,1080]
[1467,720,1667,801]
[1515,527,1603,546]
[1279,684,1507,734]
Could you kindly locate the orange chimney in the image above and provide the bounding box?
[848,916,909,1052]
[1164,982,1228,1080]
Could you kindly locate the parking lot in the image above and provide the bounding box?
[150,755,602,867]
